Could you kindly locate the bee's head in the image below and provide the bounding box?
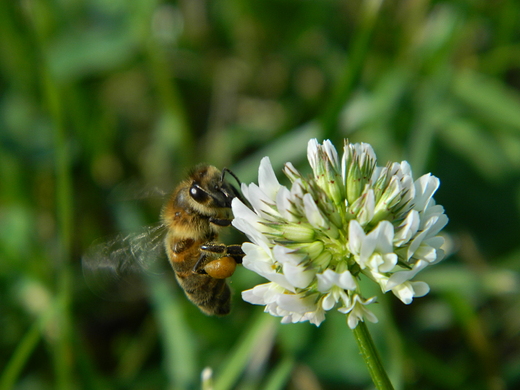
[188,165,241,209]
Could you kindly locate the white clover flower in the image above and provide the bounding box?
[232,139,448,328]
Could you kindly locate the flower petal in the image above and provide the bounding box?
[348,220,365,256]
[242,283,272,305]
[245,183,276,219]
[394,210,420,247]
[317,269,356,292]
[385,259,429,290]
[390,281,430,304]
[307,139,320,174]
[323,139,340,171]
[340,294,378,329]
[303,193,327,229]
[277,293,319,315]
[258,156,281,199]
[282,262,315,289]
[241,244,297,292]
[276,186,299,222]
[413,174,440,212]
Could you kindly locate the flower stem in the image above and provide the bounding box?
[352,321,395,390]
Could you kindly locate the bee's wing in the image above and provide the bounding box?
[82,224,166,301]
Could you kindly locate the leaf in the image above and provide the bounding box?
[453,70,520,132]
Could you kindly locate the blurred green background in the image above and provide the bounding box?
[1,0,520,389]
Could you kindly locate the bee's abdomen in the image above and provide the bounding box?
[176,273,231,316]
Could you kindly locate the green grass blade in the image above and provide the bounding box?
[0,298,63,390]
[147,274,197,390]
[213,312,277,390]
[0,318,43,390]
[321,0,383,140]
[262,355,295,390]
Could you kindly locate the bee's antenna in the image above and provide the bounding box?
[221,168,242,187]
[220,168,249,206]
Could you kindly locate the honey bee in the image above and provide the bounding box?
[82,165,245,315]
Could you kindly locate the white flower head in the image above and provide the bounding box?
[232,139,449,327]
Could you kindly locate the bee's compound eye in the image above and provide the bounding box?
[204,257,236,279]
[190,184,208,203]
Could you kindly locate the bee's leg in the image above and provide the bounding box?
[224,245,244,264]
[192,253,210,274]
[191,241,230,274]
[208,217,232,227]
[200,243,226,254]
[200,243,244,264]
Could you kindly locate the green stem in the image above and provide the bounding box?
[352,321,395,390]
